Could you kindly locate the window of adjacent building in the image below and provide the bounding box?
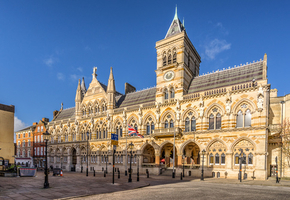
[41,147,43,156]
[37,127,40,132]
[22,150,25,157]
[38,135,40,143]
[18,141,20,147]
[28,132,31,137]
[41,135,43,142]
[18,134,20,138]
[37,147,39,156]
[34,136,36,142]
[28,140,31,147]
[22,140,25,147]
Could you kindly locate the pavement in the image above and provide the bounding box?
[0,171,290,200]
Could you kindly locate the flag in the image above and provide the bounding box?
[128,124,144,138]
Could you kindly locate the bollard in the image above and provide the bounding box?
[81,166,83,173]
[147,170,149,178]
[94,170,95,177]
[137,172,139,182]
[104,170,106,177]
[181,172,183,180]
[102,167,104,171]
[189,171,191,176]
[160,168,162,175]
[118,170,120,179]
[125,170,127,176]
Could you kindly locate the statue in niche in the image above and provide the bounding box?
[155,102,160,123]
[257,96,263,111]
[258,85,264,96]
[92,66,97,79]
[226,99,231,114]
[122,110,126,124]
[138,107,142,125]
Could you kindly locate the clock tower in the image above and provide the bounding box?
[155,7,201,103]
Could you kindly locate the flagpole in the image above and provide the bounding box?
[125,125,128,176]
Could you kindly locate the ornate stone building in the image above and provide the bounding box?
[46,10,281,180]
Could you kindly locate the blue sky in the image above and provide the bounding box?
[1,0,290,132]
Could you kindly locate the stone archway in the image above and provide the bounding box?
[71,148,77,171]
[160,143,177,167]
[182,142,200,166]
[142,144,155,164]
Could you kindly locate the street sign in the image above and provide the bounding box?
[111,133,118,146]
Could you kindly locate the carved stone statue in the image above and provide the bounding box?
[175,99,181,121]
[138,107,142,125]
[122,110,126,124]
[155,102,160,123]
[92,66,97,79]
[258,85,264,96]
[199,106,204,117]
[226,100,231,114]
[257,96,263,110]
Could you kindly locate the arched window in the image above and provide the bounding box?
[242,153,246,164]
[163,53,167,66]
[191,117,196,131]
[151,122,154,133]
[168,54,172,64]
[248,153,253,165]
[209,153,214,165]
[236,110,243,128]
[146,122,150,135]
[221,153,226,165]
[173,51,177,63]
[95,106,99,114]
[164,89,168,100]
[235,153,239,164]
[215,153,220,165]
[116,127,118,136]
[83,109,86,116]
[245,109,251,127]
[216,113,221,129]
[134,124,138,132]
[103,129,106,139]
[120,127,123,137]
[164,120,168,128]
[170,119,174,128]
[170,88,175,98]
[209,114,214,130]
[185,117,190,132]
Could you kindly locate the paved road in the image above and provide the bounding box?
[1,171,290,199]
[73,181,290,200]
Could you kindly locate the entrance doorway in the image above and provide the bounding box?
[71,148,77,171]
[160,143,177,167]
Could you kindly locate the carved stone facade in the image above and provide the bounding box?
[46,10,282,180]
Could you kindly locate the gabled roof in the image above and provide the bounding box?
[52,107,75,121]
[188,60,264,94]
[165,7,185,38]
[118,87,156,108]
[16,125,35,133]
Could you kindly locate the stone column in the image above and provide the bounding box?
[92,131,97,140]
[177,154,183,168]
[155,150,160,167]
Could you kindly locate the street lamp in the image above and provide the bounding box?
[136,154,140,181]
[239,148,243,182]
[128,142,134,182]
[275,156,279,183]
[201,149,205,181]
[60,156,63,170]
[106,155,108,174]
[43,131,50,189]
[86,132,89,176]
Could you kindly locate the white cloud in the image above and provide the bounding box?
[44,56,54,67]
[77,67,83,72]
[57,72,65,80]
[84,45,91,51]
[70,74,78,81]
[205,39,231,60]
[14,116,27,132]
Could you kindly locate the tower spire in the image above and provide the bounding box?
[174,5,178,20]
[165,6,185,38]
[107,67,116,93]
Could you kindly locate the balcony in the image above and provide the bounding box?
[152,127,182,139]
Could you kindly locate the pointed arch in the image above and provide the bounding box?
[160,109,176,122]
[230,136,256,152]
[232,98,256,114]
[206,138,227,152]
[179,139,202,153]
[181,108,198,120]
[142,111,156,124]
[204,103,225,117]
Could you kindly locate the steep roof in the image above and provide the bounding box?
[188,60,264,94]
[52,107,75,121]
[118,88,156,108]
[165,7,185,38]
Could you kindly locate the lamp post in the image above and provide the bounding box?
[128,142,134,182]
[275,156,279,183]
[239,148,243,182]
[60,156,63,170]
[43,131,50,189]
[201,149,205,181]
[182,155,185,177]
[136,154,140,181]
[106,155,108,174]
[86,132,89,176]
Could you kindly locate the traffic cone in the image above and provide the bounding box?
[60,170,63,176]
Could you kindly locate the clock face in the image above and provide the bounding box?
[163,71,175,81]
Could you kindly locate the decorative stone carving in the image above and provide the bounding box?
[155,102,161,123]
[226,91,232,115]
[175,99,181,121]
[257,96,263,111]
[138,107,142,125]
[122,110,126,124]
